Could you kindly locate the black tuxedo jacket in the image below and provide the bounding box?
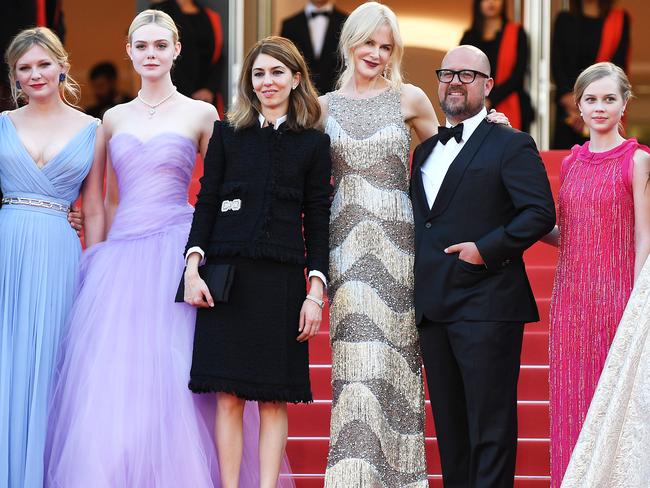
[280,8,347,95]
[410,120,555,325]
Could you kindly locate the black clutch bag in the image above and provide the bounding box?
[175,264,236,303]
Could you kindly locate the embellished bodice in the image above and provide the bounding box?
[107,133,196,239]
[557,139,638,274]
[325,90,411,192]
[325,90,413,253]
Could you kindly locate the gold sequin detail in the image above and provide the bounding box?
[324,90,427,488]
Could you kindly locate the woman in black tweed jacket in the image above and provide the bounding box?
[183,36,331,487]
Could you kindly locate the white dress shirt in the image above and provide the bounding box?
[420,107,488,209]
[186,112,327,287]
[304,2,333,59]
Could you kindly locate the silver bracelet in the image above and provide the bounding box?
[305,294,324,309]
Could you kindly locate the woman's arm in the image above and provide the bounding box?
[80,123,107,247]
[186,120,225,253]
[317,94,330,131]
[632,149,650,282]
[540,225,560,247]
[402,83,439,143]
[184,120,225,308]
[298,133,333,342]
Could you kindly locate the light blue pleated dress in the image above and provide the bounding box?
[0,113,97,488]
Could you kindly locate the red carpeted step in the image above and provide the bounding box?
[307,364,549,402]
[285,437,549,475]
[521,331,549,365]
[310,329,549,365]
[288,399,549,438]
[525,241,558,263]
[288,476,550,488]
[527,265,556,299]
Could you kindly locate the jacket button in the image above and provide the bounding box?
[502,259,511,267]
[425,222,432,229]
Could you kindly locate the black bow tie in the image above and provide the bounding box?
[309,10,331,19]
[438,124,464,144]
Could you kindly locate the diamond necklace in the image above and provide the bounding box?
[137,86,177,118]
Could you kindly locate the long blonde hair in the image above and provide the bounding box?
[228,36,321,131]
[336,2,404,90]
[4,27,80,107]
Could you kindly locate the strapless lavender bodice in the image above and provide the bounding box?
[107,133,196,240]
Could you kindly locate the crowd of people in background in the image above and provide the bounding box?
[1,1,648,488]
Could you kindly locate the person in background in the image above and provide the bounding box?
[551,0,629,149]
[460,0,533,132]
[281,0,347,95]
[150,0,224,110]
[85,61,131,118]
[0,27,105,488]
[0,0,65,111]
[545,62,650,487]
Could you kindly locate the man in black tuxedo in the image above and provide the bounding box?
[280,1,346,95]
[410,45,555,488]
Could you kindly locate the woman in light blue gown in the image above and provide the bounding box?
[0,27,105,488]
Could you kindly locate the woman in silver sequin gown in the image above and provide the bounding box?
[321,4,439,486]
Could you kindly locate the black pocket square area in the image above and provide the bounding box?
[175,264,236,303]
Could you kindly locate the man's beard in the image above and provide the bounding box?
[441,90,485,119]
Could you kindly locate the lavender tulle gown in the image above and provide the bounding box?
[46,133,281,487]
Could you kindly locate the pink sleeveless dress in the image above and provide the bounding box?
[549,138,645,487]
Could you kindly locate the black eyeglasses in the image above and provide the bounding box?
[436,69,489,84]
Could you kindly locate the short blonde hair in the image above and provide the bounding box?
[228,36,321,131]
[4,27,80,107]
[337,2,404,91]
[128,9,179,43]
[574,61,632,104]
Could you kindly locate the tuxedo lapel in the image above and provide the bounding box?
[428,120,493,219]
[298,13,315,62]
[411,135,440,216]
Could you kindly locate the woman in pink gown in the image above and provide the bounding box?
[546,62,650,487]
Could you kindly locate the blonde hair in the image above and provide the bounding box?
[4,27,80,107]
[574,62,632,104]
[128,9,179,43]
[228,36,321,131]
[336,2,404,90]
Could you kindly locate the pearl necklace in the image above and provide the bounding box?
[137,86,177,118]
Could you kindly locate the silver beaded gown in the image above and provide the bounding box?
[323,90,428,487]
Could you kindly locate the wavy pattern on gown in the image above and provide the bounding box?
[0,113,97,488]
[45,133,288,488]
[323,91,428,488]
[561,256,650,488]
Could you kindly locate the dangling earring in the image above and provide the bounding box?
[15,80,21,90]
[59,73,66,83]
[579,111,583,117]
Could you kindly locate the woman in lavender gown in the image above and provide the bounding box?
[45,10,270,487]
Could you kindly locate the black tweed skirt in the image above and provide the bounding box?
[188,257,312,403]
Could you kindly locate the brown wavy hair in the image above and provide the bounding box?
[228,36,321,131]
